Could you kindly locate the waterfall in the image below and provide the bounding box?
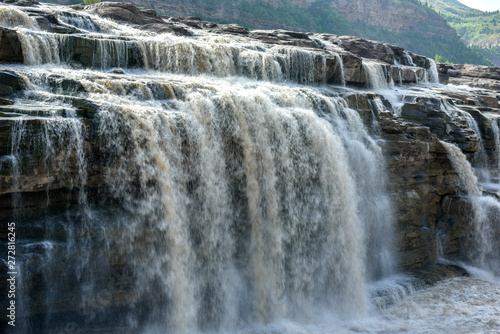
[11,21,336,85]
[335,54,346,86]
[489,116,500,177]
[404,52,415,66]
[428,59,439,83]
[363,60,393,90]
[16,29,61,65]
[57,11,102,32]
[442,141,500,275]
[0,6,37,29]
[442,142,481,197]
[4,62,398,332]
[9,2,500,333]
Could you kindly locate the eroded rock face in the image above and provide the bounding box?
[346,93,462,269]
[1,5,500,322]
[401,97,480,153]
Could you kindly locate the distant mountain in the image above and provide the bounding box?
[42,0,493,65]
[427,0,500,65]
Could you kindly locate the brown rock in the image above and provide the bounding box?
[339,51,366,85]
[2,0,39,6]
[90,2,165,25]
[248,29,319,49]
[0,97,14,106]
[0,28,23,64]
[331,35,396,64]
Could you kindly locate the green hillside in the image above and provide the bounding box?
[427,0,500,65]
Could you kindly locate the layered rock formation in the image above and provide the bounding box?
[0,0,497,272]
[0,2,500,332]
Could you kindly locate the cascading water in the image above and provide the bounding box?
[11,64,397,332]
[1,2,500,334]
[404,52,416,67]
[0,6,36,29]
[442,142,500,275]
[363,60,393,90]
[427,59,440,83]
[491,117,500,174]
[0,4,400,333]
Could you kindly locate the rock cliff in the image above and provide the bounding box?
[0,0,497,268]
[0,2,499,332]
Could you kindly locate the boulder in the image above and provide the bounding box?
[2,0,39,6]
[248,30,319,49]
[330,35,396,64]
[0,97,14,106]
[215,24,250,36]
[90,2,165,25]
[391,66,426,84]
[0,84,13,97]
[0,28,23,63]
[0,70,24,94]
[33,15,79,34]
[339,51,366,85]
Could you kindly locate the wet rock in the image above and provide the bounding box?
[90,2,165,26]
[33,15,79,34]
[410,53,430,69]
[59,78,86,93]
[248,30,319,49]
[340,52,366,85]
[215,23,250,36]
[452,64,500,80]
[438,63,500,91]
[58,35,147,69]
[391,66,426,84]
[84,2,193,36]
[0,71,24,96]
[0,97,14,106]
[401,97,480,153]
[71,98,99,118]
[180,19,203,29]
[350,93,463,270]
[185,16,202,21]
[449,77,500,92]
[330,36,396,64]
[0,28,23,64]
[0,84,13,97]
[141,22,193,36]
[2,0,40,6]
[108,68,126,75]
[477,94,498,108]
[437,195,474,259]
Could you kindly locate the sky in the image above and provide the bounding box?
[457,0,500,12]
